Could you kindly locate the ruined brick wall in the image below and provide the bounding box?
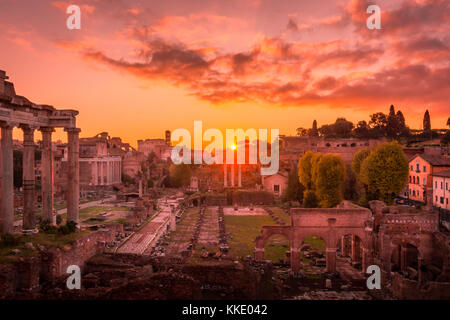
[0,224,125,298]
[391,273,450,299]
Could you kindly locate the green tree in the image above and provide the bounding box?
[298,151,321,190]
[296,127,308,136]
[387,105,401,138]
[169,163,192,187]
[360,142,408,204]
[369,112,388,137]
[303,190,319,208]
[353,120,370,139]
[285,169,304,202]
[314,154,346,208]
[351,148,371,181]
[423,109,431,132]
[308,120,319,137]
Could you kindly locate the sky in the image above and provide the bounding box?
[0,0,448,146]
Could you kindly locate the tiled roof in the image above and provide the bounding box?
[432,170,450,178]
[410,153,450,166]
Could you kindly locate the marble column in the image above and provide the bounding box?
[41,127,54,224]
[65,128,80,226]
[100,160,104,185]
[92,161,98,185]
[254,247,264,261]
[223,164,227,187]
[231,164,235,187]
[238,165,242,187]
[326,247,337,272]
[22,126,36,231]
[1,123,14,234]
[290,247,302,272]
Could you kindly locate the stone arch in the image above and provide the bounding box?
[263,232,291,265]
[255,226,292,262]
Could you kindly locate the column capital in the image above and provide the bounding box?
[40,127,55,133]
[64,127,81,134]
[20,124,37,132]
[0,121,17,129]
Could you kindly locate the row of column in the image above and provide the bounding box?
[0,123,80,234]
[223,164,242,188]
[91,159,121,185]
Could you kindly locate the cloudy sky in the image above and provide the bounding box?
[0,0,448,145]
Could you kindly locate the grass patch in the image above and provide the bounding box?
[268,207,291,225]
[0,230,90,263]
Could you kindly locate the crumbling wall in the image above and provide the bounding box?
[391,273,450,300]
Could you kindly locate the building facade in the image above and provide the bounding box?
[432,170,450,210]
[408,154,450,204]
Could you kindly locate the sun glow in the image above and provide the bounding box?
[230,144,237,150]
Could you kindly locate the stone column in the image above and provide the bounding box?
[351,235,362,263]
[22,126,36,232]
[106,160,110,185]
[138,178,143,198]
[231,164,235,187]
[400,245,406,272]
[254,247,264,261]
[92,161,98,185]
[41,127,54,224]
[238,165,242,187]
[65,128,80,226]
[326,248,337,272]
[1,123,14,234]
[290,247,301,272]
[100,161,104,185]
[223,165,227,187]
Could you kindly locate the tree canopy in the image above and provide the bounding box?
[359,142,408,204]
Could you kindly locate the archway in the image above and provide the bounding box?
[338,234,364,271]
[403,243,419,280]
[391,244,402,273]
[264,233,290,265]
[299,234,327,275]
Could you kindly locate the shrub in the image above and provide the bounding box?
[303,190,319,208]
[56,215,63,226]
[0,233,21,248]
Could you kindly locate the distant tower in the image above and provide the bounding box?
[165,130,171,145]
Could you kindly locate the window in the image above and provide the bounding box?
[423,166,426,172]
[435,181,438,188]
[413,190,416,196]
[435,196,438,202]
[274,185,280,192]
[413,176,416,184]
[447,198,449,205]
[440,197,444,204]
[409,176,411,183]
[423,178,426,185]
[441,182,443,189]
[416,163,420,172]
[447,182,448,190]
[417,176,420,184]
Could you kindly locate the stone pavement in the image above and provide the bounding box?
[117,202,172,255]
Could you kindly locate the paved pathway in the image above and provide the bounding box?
[117,199,173,255]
